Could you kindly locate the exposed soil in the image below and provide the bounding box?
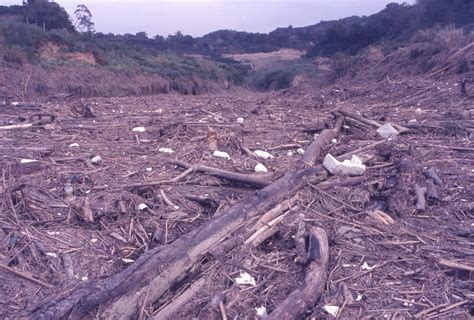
[0,70,473,319]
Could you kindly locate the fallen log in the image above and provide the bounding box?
[268,227,329,319]
[126,160,273,189]
[30,117,344,320]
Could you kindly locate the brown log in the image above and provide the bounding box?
[300,117,344,167]
[268,227,329,319]
[415,185,427,211]
[338,109,409,133]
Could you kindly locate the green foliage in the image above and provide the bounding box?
[246,61,301,91]
[24,1,74,32]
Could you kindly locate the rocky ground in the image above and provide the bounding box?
[0,73,473,319]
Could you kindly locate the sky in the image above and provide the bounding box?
[1,0,414,37]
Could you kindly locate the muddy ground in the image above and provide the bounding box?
[0,74,473,319]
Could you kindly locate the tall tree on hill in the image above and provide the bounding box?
[74,4,95,33]
[24,0,74,32]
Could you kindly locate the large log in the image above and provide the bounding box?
[268,227,329,319]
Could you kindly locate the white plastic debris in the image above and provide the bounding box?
[213,150,231,160]
[356,294,363,301]
[11,101,19,106]
[46,252,58,258]
[255,306,268,318]
[146,167,153,172]
[255,163,268,173]
[20,159,38,164]
[90,238,98,244]
[376,123,398,139]
[408,119,417,123]
[237,117,244,124]
[323,305,340,317]
[323,154,366,176]
[297,148,305,155]
[138,203,149,211]
[132,126,146,133]
[331,138,338,144]
[287,151,294,157]
[69,143,80,148]
[121,258,135,264]
[415,108,424,115]
[90,155,102,164]
[361,261,376,271]
[159,147,174,154]
[254,150,273,159]
[235,272,256,286]
[81,276,88,281]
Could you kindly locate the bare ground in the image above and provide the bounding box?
[0,74,473,319]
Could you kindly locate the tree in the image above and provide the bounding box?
[74,4,95,33]
[24,0,74,32]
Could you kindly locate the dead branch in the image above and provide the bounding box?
[0,263,52,288]
[268,227,329,319]
[415,185,427,211]
[338,109,409,133]
[152,277,206,320]
[437,259,474,273]
[300,116,344,167]
[170,160,274,188]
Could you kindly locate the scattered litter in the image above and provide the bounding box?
[90,155,102,164]
[121,258,135,264]
[361,261,376,271]
[46,252,58,258]
[90,238,98,244]
[297,148,305,155]
[213,150,231,160]
[69,143,80,148]
[46,231,61,236]
[403,300,415,307]
[132,126,146,132]
[415,108,424,115]
[11,101,19,106]
[20,159,38,164]
[377,123,398,139]
[254,150,273,159]
[323,305,340,317]
[356,294,363,301]
[235,272,256,286]
[255,163,268,173]
[138,203,149,211]
[146,167,153,172]
[159,147,174,154]
[323,154,366,176]
[237,117,244,124]
[331,138,337,144]
[287,151,294,157]
[81,276,88,281]
[255,306,268,318]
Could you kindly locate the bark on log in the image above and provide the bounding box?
[300,117,344,167]
[268,227,329,319]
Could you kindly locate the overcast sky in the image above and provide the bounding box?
[2,0,414,37]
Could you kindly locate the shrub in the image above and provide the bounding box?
[3,46,25,65]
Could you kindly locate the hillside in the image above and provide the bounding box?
[1,0,474,101]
